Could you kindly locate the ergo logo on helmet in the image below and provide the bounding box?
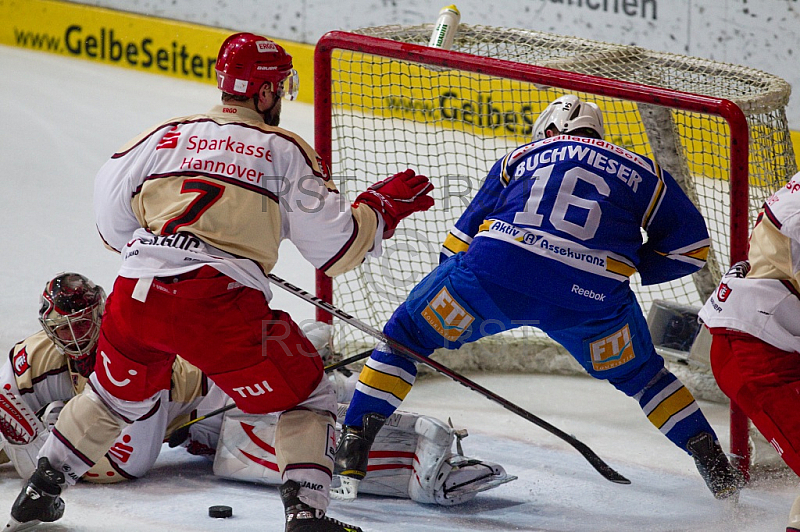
[256,41,278,53]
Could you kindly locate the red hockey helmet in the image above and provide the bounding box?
[215,32,299,100]
[38,273,105,376]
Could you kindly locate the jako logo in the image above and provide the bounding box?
[156,126,180,150]
[420,286,474,342]
[232,380,274,398]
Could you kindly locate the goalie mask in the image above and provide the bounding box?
[531,94,605,141]
[38,273,106,377]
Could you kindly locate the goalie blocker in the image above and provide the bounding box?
[212,404,515,506]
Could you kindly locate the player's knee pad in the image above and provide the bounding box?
[51,388,129,464]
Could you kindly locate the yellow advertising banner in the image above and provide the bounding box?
[2,0,798,171]
[0,0,315,102]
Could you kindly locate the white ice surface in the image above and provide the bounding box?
[0,45,797,531]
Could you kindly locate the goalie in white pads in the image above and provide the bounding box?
[213,396,515,506]
[0,272,223,482]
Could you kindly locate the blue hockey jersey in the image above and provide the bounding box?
[440,135,710,310]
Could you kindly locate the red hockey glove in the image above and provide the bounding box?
[354,169,434,238]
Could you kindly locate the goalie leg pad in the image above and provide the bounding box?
[213,410,283,483]
[433,456,517,506]
[408,415,517,506]
[408,415,455,504]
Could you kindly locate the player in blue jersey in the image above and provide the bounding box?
[333,95,744,502]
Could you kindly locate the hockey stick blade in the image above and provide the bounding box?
[267,273,630,485]
[166,348,373,448]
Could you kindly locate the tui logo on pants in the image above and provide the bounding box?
[232,379,274,398]
[101,351,137,387]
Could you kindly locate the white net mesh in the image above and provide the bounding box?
[320,24,795,372]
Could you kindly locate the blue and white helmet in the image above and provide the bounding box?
[531,94,604,141]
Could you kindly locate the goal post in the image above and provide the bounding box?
[313,26,795,477]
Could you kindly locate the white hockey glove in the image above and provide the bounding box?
[300,321,334,361]
[0,388,50,478]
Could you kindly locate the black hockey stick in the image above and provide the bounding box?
[267,273,631,485]
[166,348,373,448]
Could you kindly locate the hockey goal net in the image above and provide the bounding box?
[314,25,795,471]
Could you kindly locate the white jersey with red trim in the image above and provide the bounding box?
[699,172,800,352]
[1,332,219,482]
[94,105,382,300]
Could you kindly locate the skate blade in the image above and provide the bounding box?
[329,476,360,502]
[5,516,41,532]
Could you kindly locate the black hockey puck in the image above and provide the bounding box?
[208,505,233,518]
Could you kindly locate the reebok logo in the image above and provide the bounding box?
[571,284,606,301]
[589,324,635,371]
[420,286,474,342]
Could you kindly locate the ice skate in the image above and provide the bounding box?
[331,413,386,501]
[280,480,363,532]
[687,432,745,500]
[6,457,66,531]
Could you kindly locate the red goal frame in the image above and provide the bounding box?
[313,30,752,477]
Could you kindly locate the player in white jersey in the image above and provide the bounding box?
[6,32,433,532]
[0,273,223,483]
[699,172,800,531]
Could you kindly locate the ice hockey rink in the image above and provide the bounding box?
[1,45,798,531]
